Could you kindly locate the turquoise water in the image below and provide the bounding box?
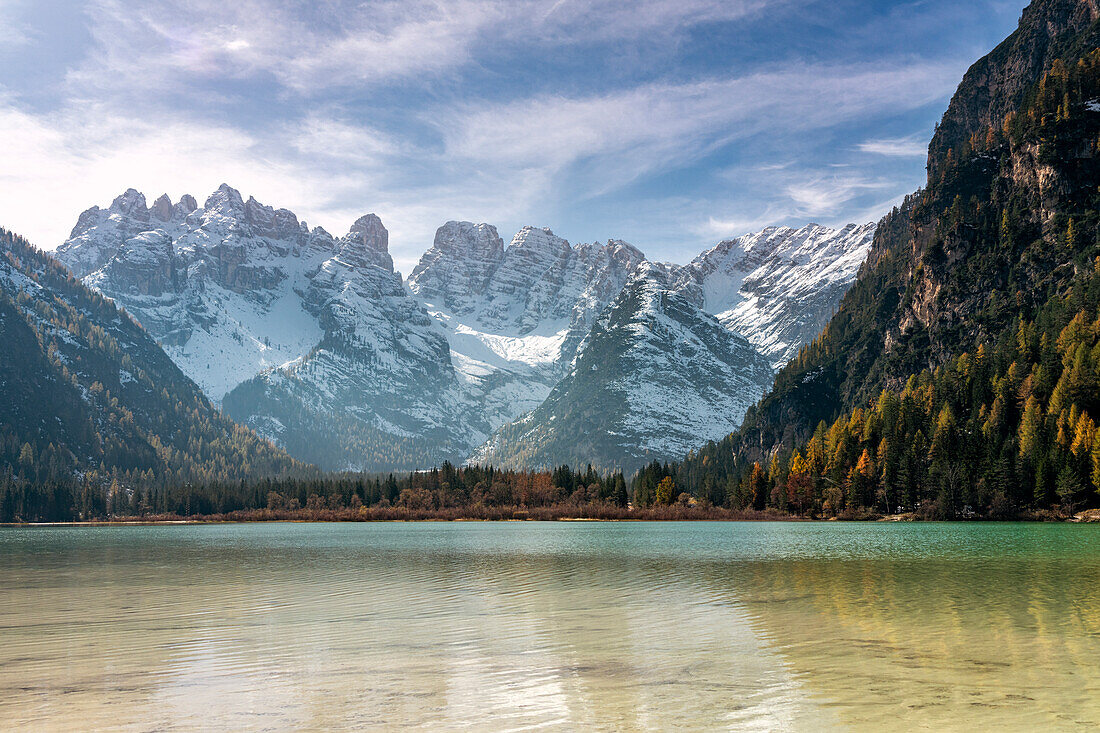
[1,522,1098,730]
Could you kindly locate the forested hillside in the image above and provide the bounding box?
[671,0,1100,517]
[0,229,305,521]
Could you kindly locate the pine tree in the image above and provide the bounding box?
[1019,397,1044,459]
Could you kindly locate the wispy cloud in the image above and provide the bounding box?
[697,209,792,240]
[436,60,961,212]
[696,172,891,240]
[62,0,786,99]
[533,0,777,42]
[785,175,893,217]
[857,135,928,157]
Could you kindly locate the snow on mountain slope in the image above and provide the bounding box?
[409,222,646,433]
[222,215,475,471]
[57,185,334,402]
[672,223,875,368]
[473,262,775,472]
[55,186,476,471]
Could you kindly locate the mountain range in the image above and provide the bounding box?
[53,188,873,471]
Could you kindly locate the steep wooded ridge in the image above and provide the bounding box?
[0,229,303,519]
[670,0,1100,516]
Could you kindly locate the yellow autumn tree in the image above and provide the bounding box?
[654,476,675,506]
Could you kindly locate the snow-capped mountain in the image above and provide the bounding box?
[221,215,474,472]
[672,223,876,368]
[410,223,645,363]
[57,185,338,402]
[55,185,874,472]
[473,262,775,472]
[55,186,474,470]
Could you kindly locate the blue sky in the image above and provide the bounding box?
[0,0,1028,271]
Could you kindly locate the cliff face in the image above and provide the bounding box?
[898,0,1099,367]
[929,0,1099,171]
[715,0,1100,461]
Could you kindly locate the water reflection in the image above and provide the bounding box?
[726,553,1100,729]
[0,522,1097,730]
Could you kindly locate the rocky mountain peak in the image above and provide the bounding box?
[407,221,505,313]
[509,226,571,258]
[571,240,647,279]
[437,221,505,259]
[109,188,149,219]
[242,195,303,242]
[151,193,174,222]
[605,239,646,265]
[347,213,388,248]
[340,213,393,272]
[68,206,103,241]
[204,183,245,216]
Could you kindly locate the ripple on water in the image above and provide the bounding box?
[0,522,1098,731]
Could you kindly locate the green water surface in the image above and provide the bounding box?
[1,522,1098,731]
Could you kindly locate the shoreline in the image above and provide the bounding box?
[4,507,1098,526]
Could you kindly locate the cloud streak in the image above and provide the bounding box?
[62,0,784,99]
[437,60,961,207]
[858,135,929,157]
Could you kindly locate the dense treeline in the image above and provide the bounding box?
[0,463,635,522]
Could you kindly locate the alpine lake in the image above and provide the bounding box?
[1,521,1098,731]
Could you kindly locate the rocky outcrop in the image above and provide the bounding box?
[928,0,1099,174]
[408,221,505,314]
[95,230,175,296]
[341,213,394,272]
[411,223,646,361]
